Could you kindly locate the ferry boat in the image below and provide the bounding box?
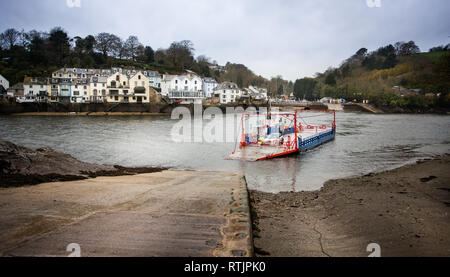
[228,109,336,161]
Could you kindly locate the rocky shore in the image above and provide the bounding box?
[251,155,450,257]
[0,139,166,188]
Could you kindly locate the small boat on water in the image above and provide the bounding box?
[228,109,336,161]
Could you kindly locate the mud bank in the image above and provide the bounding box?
[251,155,450,257]
[0,139,166,188]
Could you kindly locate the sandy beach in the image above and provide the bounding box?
[251,155,450,257]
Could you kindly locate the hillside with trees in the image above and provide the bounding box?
[293,41,450,110]
[0,27,293,96]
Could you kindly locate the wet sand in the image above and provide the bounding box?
[251,155,450,257]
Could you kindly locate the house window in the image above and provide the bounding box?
[138,75,141,80]
[115,96,118,100]
[116,75,120,81]
[123,81,126,86]
[175,80,178,84]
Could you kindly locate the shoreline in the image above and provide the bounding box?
[2,139,449,256]
[7,112,170,116]
[3,109,450,116]
[0,139,168,188]
[250,154,450,257]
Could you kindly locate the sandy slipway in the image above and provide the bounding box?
[0,140,253,257]
[0,170,253,257]
[251,155,450,257]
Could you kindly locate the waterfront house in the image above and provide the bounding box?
[106,71,151,103]
[247,86,268,101]
[106,72,130,103]
[21,77,49,103]
[7,83,24,99]
[48,78,71,103]
[89,76,107,103]
[213,82,241,104]
[71,79,90,103]
[202,77,218,98]
[161,71,204,104]
[146,71,162,89]
[128,71,151,103]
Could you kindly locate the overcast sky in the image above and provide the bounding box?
[1,0,449,81]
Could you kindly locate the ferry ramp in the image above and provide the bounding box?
[0,170,253,257]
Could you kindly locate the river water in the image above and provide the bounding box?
[1,113,449,193]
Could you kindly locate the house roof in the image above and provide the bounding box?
[215,82,238,90]
[8,83,24,90]
[203,77,218,83]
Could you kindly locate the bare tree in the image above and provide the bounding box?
[123,36,142,61]
[0,28,21,49]
[94,33,121,57]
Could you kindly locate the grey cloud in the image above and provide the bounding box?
[0,0,449,80]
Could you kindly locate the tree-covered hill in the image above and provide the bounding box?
[294,41,450,110]
[0,27,294,96]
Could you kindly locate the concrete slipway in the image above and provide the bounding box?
[0,170,253,257]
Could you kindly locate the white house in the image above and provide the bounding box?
[161,72,204,104]
[89,76,107,103]
[213,82,241,104]
[247,86,268,101]
[0,74,9,91]
[202,77,218,98]
[20,77,48,103]
[70,79,90,103]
